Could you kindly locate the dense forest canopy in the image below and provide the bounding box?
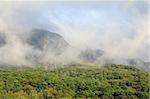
[0,64,149,99]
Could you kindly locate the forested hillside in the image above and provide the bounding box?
[0,64,149,99]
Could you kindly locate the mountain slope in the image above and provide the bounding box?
[27,29,69,52]
[0,33,6,47]
[79,49,104,62]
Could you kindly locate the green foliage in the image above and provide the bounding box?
[0,64,149,99]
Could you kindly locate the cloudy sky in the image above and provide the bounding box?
[0,0,149,63]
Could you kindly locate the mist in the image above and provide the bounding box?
[0,1,149,67]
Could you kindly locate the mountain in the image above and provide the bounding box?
[126,58,150,70]
[0,33,6,47]
[27,29,69,52]
[100,58,150,71]
[0,29,149,70]
[79,49,104,62]
[25,29,69,65]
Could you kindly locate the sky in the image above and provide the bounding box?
[0,0,149,65]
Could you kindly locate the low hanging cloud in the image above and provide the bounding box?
[0,0,149,67]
